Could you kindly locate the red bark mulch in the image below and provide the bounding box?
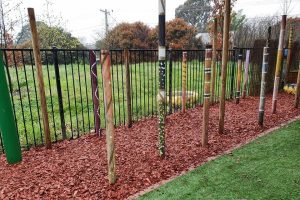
[0,93,299,199]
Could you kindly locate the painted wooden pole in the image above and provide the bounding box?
[89,50,101,135]
[242,50,251,98]
[124,49,132,127]
[27,8,51,149]
[0,50,22,164]
[101,50,116,184]
[182,52,187,112]
[259,27,271,126]
[284,26,294,85]
[211,18,218,104]
[295,60,300,108]
[235,49,243,104]
[272,15,287,114]
[202,45,212,147]
[218,0,231,134]
[157,0,166,157]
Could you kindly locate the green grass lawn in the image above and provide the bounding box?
[139,120,300,200]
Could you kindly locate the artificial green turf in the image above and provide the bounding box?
[139,120,300,200]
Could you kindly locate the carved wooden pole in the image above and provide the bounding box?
[211,18,218,104]
[284,26,294,85]
[235,49,243,104]
[295,60,300,108]
[182,52,187,112]
[157,0,166,157]
[259,27,271,126]
[242,50,251,98]
[272,15,287,114]
[218,0,231,134]
[202,45,212,147]
[124,49,132,127]
[28,8,51,149]
[90,50,101,135]
[101,50,116,184]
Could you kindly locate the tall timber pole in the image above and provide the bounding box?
[211,18,218,104]
[157,0,166,157]
[272,15,287,114]
[218,0,231,134]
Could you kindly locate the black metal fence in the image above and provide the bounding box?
[0,48,253,152]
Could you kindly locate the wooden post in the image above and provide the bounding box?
[272,15,287,114]
[101,50,116,184]
[27,8,51,149]
[242,50,251,98]
[90,50,101,135]
[157,0,166,157]
[211,18,218,104]
[235,49,243,104]
[182,52,187,112]
[124,49,132,127]
[202,45,212,147]
[259,27,271,126]
[218,0,231,134]
[295,60,300,108]
[168,48,173,114]
[284,26,294,85]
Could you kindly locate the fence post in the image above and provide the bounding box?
[52,46,66,139]
[168,48,173,114]
[230,47,236,99]
[28,8,51,149]
[203,45,212,147]
[101,50,116,184]
[242,50,251,98]
[272,15,287,114]
[182,51,187,112]
[218,0,231,134]
[0,51,22,164]
[89,50,101,135]
[124,49,132,127]
[211,17,218,104]
[284,26,294,85]
[235,49,243,104]
[295,60,300,108]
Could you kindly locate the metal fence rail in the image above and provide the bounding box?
[0,48,252,152]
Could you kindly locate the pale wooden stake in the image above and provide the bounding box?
[284,26,294,85]
[203,45,212,147]
[182,52,187,112]
[27,8,51,149]
[235,49,243,104]
[242,50,251,98]
[101,50,116,184]
[218,0,231,134]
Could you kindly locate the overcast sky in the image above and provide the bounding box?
[16,0,300,44]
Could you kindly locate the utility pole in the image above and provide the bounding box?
[100,9,110,36]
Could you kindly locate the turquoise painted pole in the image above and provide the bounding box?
[0,51,22,164]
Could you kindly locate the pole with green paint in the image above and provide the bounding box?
[0,51,22,164]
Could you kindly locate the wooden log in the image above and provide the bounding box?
[235,49,243,104]
[242,50,251,98]
[272,15,287,114]
[182,51,187,112]
[27,8,51,149]
[101,50,116,184]
[211,18,218,104]
[218,0,231,134]
[202,45,212,147]
[259,47,269,125]
[284,26,294,85]
[124,49,132,128]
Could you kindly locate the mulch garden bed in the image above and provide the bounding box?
[0,93,299,199]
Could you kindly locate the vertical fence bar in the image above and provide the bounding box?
[236,49,243,104]
[89,50,101,135]
[124,49,132,127]
[28,8,51,148]
[158,0,166,157]
[202,45,212,147]
[101,50,116,184]
[182,51,187,112]
[230,47,236,99]
[242,50,251,98]
[218,0,230,134]
[168,49,173,114]
[0,50,22,164]
[272,15,287,114]
[52,47,66,139]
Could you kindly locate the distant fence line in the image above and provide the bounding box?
[0,47,261,152]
